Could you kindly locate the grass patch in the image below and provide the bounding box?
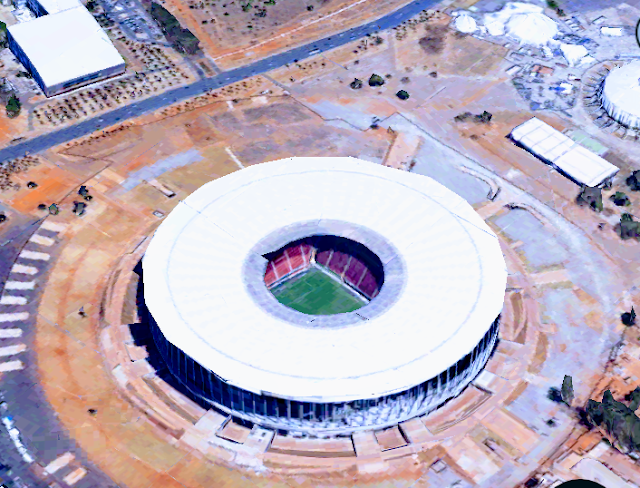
[271,266,365,315]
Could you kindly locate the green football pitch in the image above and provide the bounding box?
[271,267,366,315]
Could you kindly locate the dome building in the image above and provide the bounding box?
[600,61,640,130]
[142,157,507,436]
[453,13,478,34]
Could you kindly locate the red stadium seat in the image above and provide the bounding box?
[286,246,305,271]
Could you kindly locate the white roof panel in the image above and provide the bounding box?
[143,157,508,402]
[555,145,619,187]
[511,117,619,187]
[35,0,81,13]
[7,6,124,88]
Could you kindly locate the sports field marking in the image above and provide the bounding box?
[272,266,365,315]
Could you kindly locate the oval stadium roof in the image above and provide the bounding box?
[142,157,508,402]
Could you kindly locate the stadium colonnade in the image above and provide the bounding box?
[148,310,500,436]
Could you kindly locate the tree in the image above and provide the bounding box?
[454,112,473,123]
[0,21,7,49]
[576,186,603,212]
[149,2,201,54]
[85,0,98,12]
[627,170,640,191]
[475,111,493,124]
[617,214,640,240]
[396,90,410,100]
[368,74,385,87]
[562,375,574,406]
[629,386,640,411]
[349,78,363,90]
[586,390,640,454]
[610,191,631,207]
[622,307,637,326]
[547,386,563,403]
[5,95,21,118]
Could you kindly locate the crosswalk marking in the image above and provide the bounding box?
[0,360,24,372]
[39,220,67,233]
[0,313,29,323]
[0,296,27,306]
[28,234,55,247]
[44,452,75,475]
[10,264,38,275]
[4,281,35,290]
[62,467,87,486]
[18,251,50,261]
[0,344,27,357]
[0,329,23,338]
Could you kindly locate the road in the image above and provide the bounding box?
[0,0,442,164]
[0,1,443,486]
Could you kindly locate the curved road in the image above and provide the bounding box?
[0,0,444,164]
[0,1,443,487]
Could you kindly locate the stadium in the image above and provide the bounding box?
[142,157,507,436]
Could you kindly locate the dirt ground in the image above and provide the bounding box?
[0,107,29,149]
[160,0,443,69]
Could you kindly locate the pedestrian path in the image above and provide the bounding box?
[0,219,66,374]
[39,451,90,487]
[0,219,94,487]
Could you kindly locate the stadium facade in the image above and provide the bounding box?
[142,157,508,436]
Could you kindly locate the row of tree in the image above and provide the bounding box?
[576,182,640,240]
[552,373,640,456]
[149,2,201,55]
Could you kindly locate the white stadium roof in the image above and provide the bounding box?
[601,61,640,130]
[510,117,619,187]
[7,6,124,89]
[143,157,507,402]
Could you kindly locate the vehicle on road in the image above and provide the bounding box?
[309,49,321,55]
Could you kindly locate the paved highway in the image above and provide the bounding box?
[0,0,443,164]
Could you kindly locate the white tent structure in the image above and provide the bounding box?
[601,61,640,130]
[510,117,619,188]
[559,43,590,67]
[454,13,478,33]
[483,2,558,46]
[505,12,558,45]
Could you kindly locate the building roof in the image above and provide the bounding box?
[510,117,619,187]
[142,157,507,402]
[602,61,640,129]
[7,6,124,88]
[35,0,81,14]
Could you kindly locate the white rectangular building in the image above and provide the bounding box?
[510,117,619,187]
[7,4,125,97]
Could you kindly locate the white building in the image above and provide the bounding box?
[600,61,640,130]
[7,0,125,97]
[510,117,619,188]
[142,156,507,435]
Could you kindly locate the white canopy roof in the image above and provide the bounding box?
[7,6,124,89]
[510,117,619,187]
[142,157,507,402]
